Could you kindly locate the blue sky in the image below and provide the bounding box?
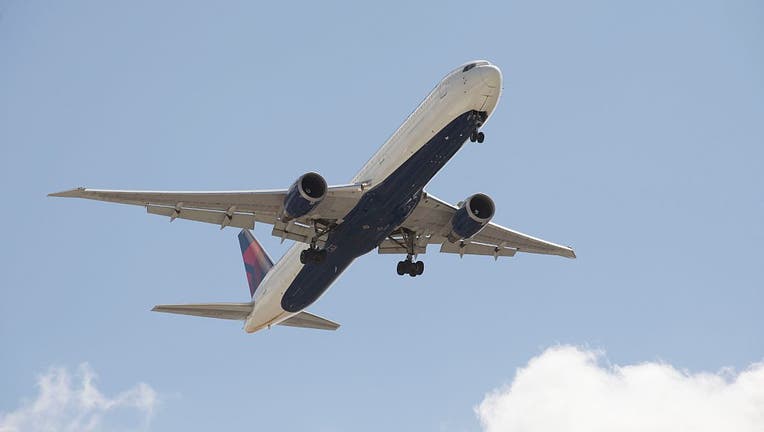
[1,1,763,431]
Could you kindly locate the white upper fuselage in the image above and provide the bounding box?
[243,61,503,333]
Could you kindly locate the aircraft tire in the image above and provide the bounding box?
[315,249,327,263]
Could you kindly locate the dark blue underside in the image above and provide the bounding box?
[281,110,486,312]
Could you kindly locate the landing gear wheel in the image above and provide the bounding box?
[476,132,485,143]
[470,131,479,142]
[396,259,424,277]
[300,248,326,265]
[315,249,327,263]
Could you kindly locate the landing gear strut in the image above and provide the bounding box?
[470,130,485,143]
[391,228,425,277]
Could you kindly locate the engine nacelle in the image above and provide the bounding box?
[281,172,327,221]
[447,193,495,242]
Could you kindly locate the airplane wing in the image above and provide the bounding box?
[390,192,576,259]
[151,302,339,330]
[49,186,573,258]
[49,185,364,238]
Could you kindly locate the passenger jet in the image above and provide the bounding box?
[50,61,575,333]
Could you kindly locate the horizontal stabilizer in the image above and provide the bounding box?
[279,311,340,330]
[151,302,252,320]
[151,303,340,331]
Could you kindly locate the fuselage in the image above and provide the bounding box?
[244,61,502,333]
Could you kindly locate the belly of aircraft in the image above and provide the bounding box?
[280,110,487,313]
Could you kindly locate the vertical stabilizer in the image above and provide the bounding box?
[237,229,274,297]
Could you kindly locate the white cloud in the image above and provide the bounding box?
[0,363,158,432]
[476,346,764,432]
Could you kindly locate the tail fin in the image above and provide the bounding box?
[238,229,274,297]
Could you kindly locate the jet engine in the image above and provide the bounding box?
[281,172,327,221]
[446,193,495,242]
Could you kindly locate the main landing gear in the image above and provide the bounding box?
[391,228,425,277]
[397,256,424,277]
[299,220,334,265]
[470,130,485,143]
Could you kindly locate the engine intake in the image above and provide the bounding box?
[281,172,327,221]
[447,193,495,242]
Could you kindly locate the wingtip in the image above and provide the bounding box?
[48,187,86,198]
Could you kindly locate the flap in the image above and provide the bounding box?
[377,239,427,255]
[147,206,257,229]
[440,241,517,258]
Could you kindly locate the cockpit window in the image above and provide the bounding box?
[462,63,477,72]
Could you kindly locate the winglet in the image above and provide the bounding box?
[48,187,86,198]
[238,229,274,297]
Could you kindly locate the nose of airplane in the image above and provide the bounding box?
[478,64,502,89]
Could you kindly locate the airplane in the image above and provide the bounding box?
[50,60,575,333]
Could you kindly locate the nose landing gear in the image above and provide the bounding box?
[470,130,485,143]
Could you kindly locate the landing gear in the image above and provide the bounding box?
[470,130,485,143]
[390,228,425,277]
[297,220,336,265]
[300,248,327,265]
[397,256,424,277]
